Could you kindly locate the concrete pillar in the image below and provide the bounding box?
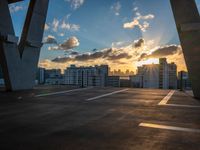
[170,0,200,99]
[0,0,49,91]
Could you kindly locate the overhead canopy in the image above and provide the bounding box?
[8,0,23,4]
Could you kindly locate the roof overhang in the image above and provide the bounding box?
[8,0,23,4]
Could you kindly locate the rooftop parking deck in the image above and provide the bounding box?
[0,86,200,150]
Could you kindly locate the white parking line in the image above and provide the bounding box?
[139,123,200,133]
[165,104,200,108]
[86,89,129,101]
[158,90,175,105]
[35,87,93,97]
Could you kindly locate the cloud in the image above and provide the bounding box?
[135,44,186,71]
[44,23,50,30]
[112,60,128,65]
[52,47,132,63]
[61,21,80,31]
[138,45,182,60]
[49,36,80,51]
[9,4,24,13]
[136,12,154,20]
[40,37,186,73]
[71,49,112,62]
[134,38,145,48]
[133,7,138,12]
[59,33,65,37]
[65,0,85,10]
[111,2,121,16]
[52,57,73,63]
[49,17,80,34]
[92,48,98,52]
[138,53,148,61]
[123,10,155,32]
[39,59,67,70]
[111,39,145,49]
[106,52,132,60]
[123,19,139,29]
[70,51,79,55]
[52,18,59,32]
[43,35,57,44]
[112,41,131,48]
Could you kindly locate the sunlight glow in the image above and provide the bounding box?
[136,58,159,66]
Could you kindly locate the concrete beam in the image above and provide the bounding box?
[181,23,200,32]
[8,0,23,4]
[0,0,49,91]
[170,0,200,99]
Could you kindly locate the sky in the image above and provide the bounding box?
[9,0,200,73]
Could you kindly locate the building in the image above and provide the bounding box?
[130,75,141,88]
[45,69,63,85]
[64,65,78,85]
[131,58,177,89]
[35,65,119,87]
[168,63,177,89]
[36,68,64,85]
[159,58,169,89]
[0,67,4,86]
[177,71,192,90]
[36,68,45,84]
[107,76,120,87]
[0,67,3,79]
[120,80,131,87]
[138,64,160,88]
[109,69,134,76]
[64,65,109,87]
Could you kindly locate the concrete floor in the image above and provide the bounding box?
[0,86,200,150]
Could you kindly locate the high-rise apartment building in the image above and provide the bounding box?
[107,76,120,87]
[36,68,45,84]
[137,64,160,88]
[131,58,177,89]
[64,65,109,87]
[0,67,3,79]
[0,67,4,86]
[177,71,192,90]
[168,63,177,89]
[45,69,63,85]
[159,58,169,89]
[64,65,79,85]
[36,68,63,85]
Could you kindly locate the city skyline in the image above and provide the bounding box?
[9,0,200,72]
[34,58,180,90]
[0,57,189,90]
